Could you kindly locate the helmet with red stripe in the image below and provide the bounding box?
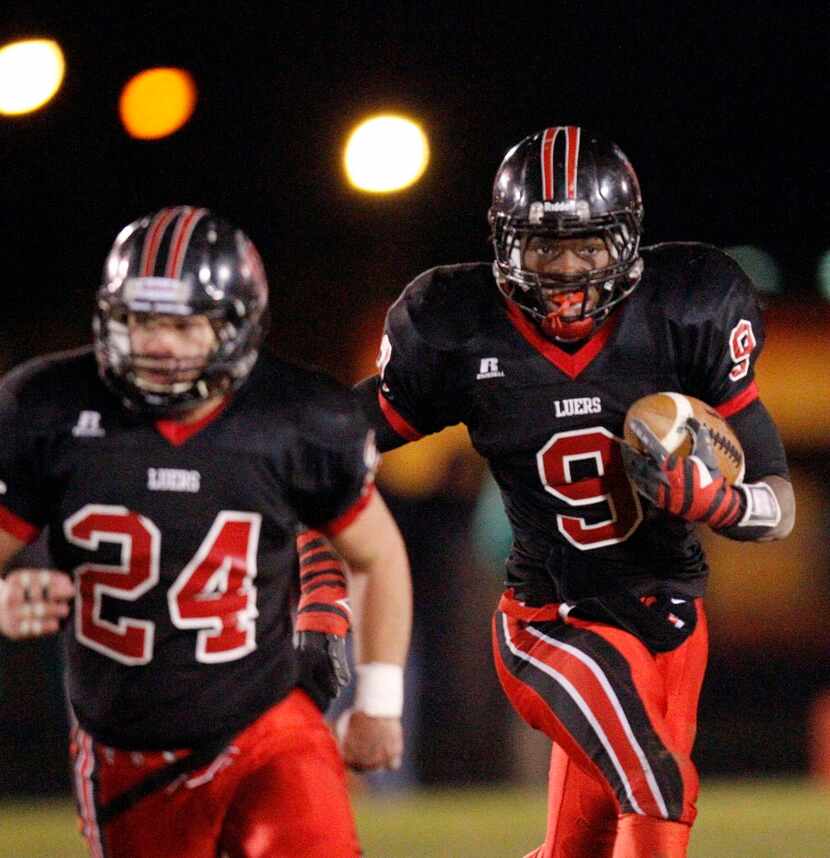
[488,127,644,341]
[94,206,269,414]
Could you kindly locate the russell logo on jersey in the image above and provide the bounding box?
[476,357,505,380]
[72,411,106,438]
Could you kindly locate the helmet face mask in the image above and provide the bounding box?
[94,207,269,415]
[489,127,644,342]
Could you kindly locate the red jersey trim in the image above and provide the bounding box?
[504,299,619,380]
[0,505,41,544]
[320,482,376,537]
[154,397,230,446]
[715,382,759,419]
[378,390,423,441]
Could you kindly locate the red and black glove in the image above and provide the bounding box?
[621,417,745,530]
[294,529,352,711]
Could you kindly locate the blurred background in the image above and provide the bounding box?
[1,1,829,848]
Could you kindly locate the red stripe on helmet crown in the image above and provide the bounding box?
[165,207,208,279]
[565,126,581,200]
[139,207,183,277]
[541,127,560,201]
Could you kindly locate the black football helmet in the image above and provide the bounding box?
[94,206,269,414]
[489,126,644,341]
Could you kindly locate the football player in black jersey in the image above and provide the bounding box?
[355,127,794,858]
[0,206,412,858]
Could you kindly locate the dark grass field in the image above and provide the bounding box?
[2,778,829,857]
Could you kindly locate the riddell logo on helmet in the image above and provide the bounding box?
[529,200,591,224]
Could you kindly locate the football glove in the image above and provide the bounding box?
[621,416,744,530]
[294,529,352,711]
[295,630,351,711]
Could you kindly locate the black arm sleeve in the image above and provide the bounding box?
[727,398,790,483]
[353,375,411,453]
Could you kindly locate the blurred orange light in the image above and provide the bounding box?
[119,67,196,140]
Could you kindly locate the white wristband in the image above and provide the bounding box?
[737,481,781,529]
[354,662,404,718]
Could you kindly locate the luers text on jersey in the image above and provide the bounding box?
[554,396,602,418]
[147,467,201,493]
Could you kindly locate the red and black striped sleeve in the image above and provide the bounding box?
[295,529,351,636]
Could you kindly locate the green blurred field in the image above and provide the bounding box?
[2,778,829,857]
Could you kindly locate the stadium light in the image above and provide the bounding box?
[723,245,783,294]
[0,38,65,116]
[119,67,197,140]
[344,114,430,193]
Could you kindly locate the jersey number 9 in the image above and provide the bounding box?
[537,427,643,550]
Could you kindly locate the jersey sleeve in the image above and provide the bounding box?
[0,370,47,542]
[286,386,378,535]
[375,274,462,440]
[677,249,765,415]
[727,398,789,482]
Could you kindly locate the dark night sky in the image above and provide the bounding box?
[1,3,827,376]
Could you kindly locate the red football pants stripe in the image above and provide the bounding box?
[493,601,706,825]
[495,612,669,818]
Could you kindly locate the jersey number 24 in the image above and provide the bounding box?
[64,505,261,666]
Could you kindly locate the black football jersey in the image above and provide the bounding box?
[0,348,373,749]
[376,243,786,604]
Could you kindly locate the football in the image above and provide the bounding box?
[623,392,745,485]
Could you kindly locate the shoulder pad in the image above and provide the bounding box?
[388,262,498,351]
[640,242,759,315]
[250,354,368,450]
[0,347,96,413]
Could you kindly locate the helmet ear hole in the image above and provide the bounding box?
[94,207,269,415]
[490,126,644,340]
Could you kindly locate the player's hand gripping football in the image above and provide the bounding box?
[621,417,744,529]
[0,569,75,639]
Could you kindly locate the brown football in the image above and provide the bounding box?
[623,392,745,485]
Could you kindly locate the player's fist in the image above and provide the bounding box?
[0,569,74,640]
[336,708,403,772]
[621,417,744,529]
